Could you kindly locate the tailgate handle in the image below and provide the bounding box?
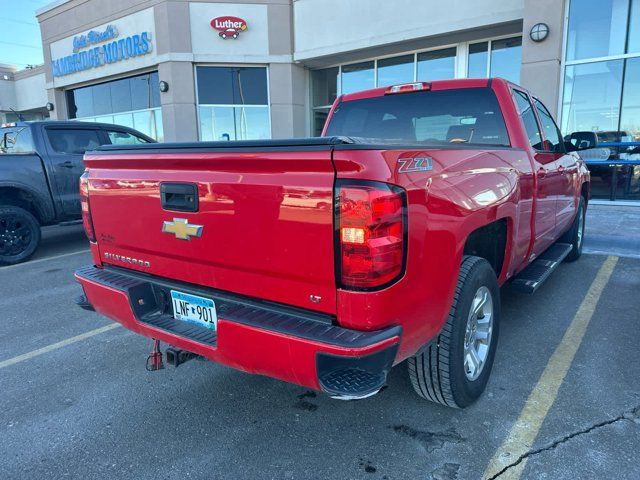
[160,183,199,212]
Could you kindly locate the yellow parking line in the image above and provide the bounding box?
[0,323,121,369]
[483,255,618,480]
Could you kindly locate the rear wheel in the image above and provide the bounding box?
[562,196,585,262]
[0,206,41,266]
[408,256,500,408]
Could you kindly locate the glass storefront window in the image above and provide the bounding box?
[198,106,270,141]
[311,67,338,107]
[67,72,160,119]
[312,109,330,136]
[196,67,268,105]
[377,55,414,87]
[341,61,374,95]
[417,48,456,81]
[628,0,640,54]
[76,108,163,142]
[561,60,624,135]
[490,37,522,83]
[566,0,630,61]
[196,66,270,141]
[620,57,640,140]
[67,72,163,141]
[468,42,488,78]
[562,0,640,200]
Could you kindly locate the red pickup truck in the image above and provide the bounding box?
[75,79,589,408]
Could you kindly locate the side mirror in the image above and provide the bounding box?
[565,131,598,151]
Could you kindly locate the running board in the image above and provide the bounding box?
[510,243,573,294]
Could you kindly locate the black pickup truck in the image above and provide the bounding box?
[0,121,155,265]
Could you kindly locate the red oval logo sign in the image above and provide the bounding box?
[210,16,247,39]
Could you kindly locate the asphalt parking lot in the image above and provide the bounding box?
[1,209,639,480]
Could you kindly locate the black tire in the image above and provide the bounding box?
[561,196,585,262]
[408,256,500,408]
[0,206,41,266]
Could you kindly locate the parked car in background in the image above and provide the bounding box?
[0,121,155,265]
[75,79,590,408]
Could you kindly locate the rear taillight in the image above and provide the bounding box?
[79,171,96,242]
[335,181,407,290]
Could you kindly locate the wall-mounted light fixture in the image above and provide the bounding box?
[159,80,169,93]
[530,23,550,43]
[46,102,55,112]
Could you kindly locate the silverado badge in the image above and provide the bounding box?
[162,218,203,241]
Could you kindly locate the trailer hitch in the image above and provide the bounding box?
[165,347,199,368]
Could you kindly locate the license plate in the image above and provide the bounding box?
[170,290,217,330]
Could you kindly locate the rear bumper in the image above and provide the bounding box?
[75,265,401,396]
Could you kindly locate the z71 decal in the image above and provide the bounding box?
[397,156,433,173]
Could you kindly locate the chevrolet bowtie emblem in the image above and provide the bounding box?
[162,218,203,240]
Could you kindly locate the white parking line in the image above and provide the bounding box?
[0,323,121,369]
[0,249,90,271]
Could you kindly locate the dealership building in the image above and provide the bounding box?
[1,0,638,201]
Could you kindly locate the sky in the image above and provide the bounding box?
[0,0,52,68]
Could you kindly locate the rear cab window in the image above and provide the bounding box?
[0,126,35,154]
[324,87,511,147]
[46,128,102,154]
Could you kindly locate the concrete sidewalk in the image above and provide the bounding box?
[584,202,640,258]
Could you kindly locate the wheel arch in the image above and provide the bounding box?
[462,218,510,280]
[0,184,52,224]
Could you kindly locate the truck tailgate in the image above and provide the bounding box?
[84,149,337,314]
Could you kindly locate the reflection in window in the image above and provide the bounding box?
[66,72,160,118]
[341,62,374,94]
[490,37,522,83]
[107,131,149,145]
[311,67,338,136]
[561,60,623,134]
[313,108,330,136]
[629,0,640,54]
[533,99,563,152]
[377,55,414,87]
[196,67,268,105]
[311,67,338,107]
[67,72,162,141]
[417,48,456,81]
[566,0,630,61]
[513,90,543,149]
[0,127,35,154]
[76,108,163,142]
[196,67,270,141]
[199,106,271,141]
[468,42,488,78]
[620,57,640,140]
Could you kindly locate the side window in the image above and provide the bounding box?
[513,90,543,150]
[47,129,102,154]
[0,128,17,153]
[533,99,564,153]
[107,130,149,145]
[0,127,34,154]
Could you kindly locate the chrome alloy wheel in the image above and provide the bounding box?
[463,286,494,381]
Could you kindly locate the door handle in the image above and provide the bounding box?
[60,160,74,169]
[537,167,547,178]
